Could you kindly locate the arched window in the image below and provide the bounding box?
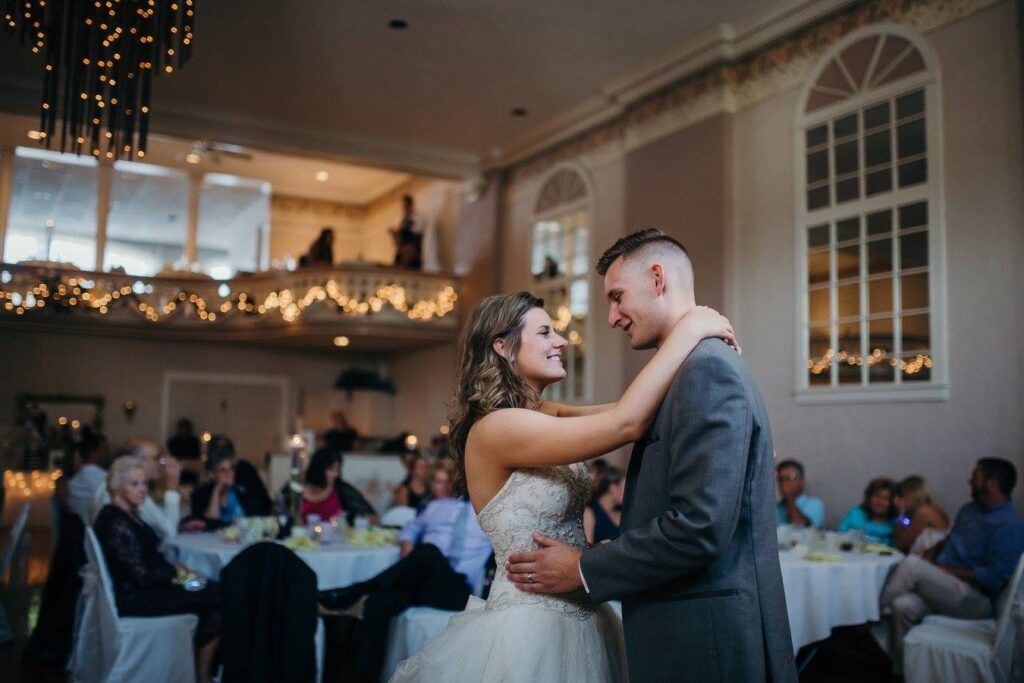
[531,166,591,402]
[796,27,946,401]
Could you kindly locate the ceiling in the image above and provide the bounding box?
[0,0,844,176]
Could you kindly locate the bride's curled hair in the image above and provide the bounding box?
[448,292,545,494]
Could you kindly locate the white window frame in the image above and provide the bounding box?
[531,163,594,404]
[793,25,948,404]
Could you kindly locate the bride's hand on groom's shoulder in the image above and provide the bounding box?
[506,532,583,595]
[678,305,741,354]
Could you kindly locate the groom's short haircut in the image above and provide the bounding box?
[595,228,691,277]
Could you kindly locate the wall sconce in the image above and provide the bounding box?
[123,400,136,422]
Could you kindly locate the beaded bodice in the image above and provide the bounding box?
[477,462,594,620]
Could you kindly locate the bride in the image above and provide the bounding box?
[391,291,736,682]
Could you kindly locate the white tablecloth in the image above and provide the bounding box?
[163,533,400,590]
[780,549,902,651]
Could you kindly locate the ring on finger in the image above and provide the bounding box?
[528,572,535,584]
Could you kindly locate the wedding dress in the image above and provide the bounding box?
[390,462,627,682]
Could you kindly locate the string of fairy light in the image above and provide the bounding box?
[0,271,458,323]
[808,348,933,376]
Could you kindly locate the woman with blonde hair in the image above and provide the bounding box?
[893,475,949,554]
[94,457,221,683]
[390,291,737,682]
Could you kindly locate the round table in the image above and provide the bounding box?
[780,549,902,651]
[164,533,401,590]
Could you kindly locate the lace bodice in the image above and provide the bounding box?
[477,462,594,620]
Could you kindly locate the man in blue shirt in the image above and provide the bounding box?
[881,457,1024,674]
[318,462,491,682]
[776,459,826,527]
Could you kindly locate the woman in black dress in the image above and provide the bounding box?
[583,466,625,544]
[393,454,432,510]
[94,457,221,683]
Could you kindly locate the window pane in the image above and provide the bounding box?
[806,150,829,184]
[834,141,859,176]
[837,282,859,319]
[896,89,925,120]
[897,118,926,159]
[807,224,830,249]
[7,149,98,270]
[898,159,927,187]
[833,114,858,140]
[196,177,269,278]
[899,202,928,231]
[569,278,589,317]
[900,231,928,270]
[865,130,891,167]
[902,313,930,352]
[835,177,859,203]
[837,217,859,243]
[808,325,831,385]
[866,210,893,236]
[902,353,932,382]
[807,186,830,210]
[869,277,893,313]
[868,238,892,275]
[105,165,189,275]
[806,125,828,148]
[865,169,892,196]
[571,225,589,275]
[808,251,830,285]
[836,245,860,280]
[868,317,895,384]
[901,271,929,310]
[808,287,830,322]
[864,102,890,129]
[837,322,861,384]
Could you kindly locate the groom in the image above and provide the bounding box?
[508,229,797,682]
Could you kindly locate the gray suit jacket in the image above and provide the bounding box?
[580,339,797,682]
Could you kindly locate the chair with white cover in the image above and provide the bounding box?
[1,502,31,583]
[380,506,417,529]
[382,606,458,680]
[77,527,198,683]
[904,552,1024,683]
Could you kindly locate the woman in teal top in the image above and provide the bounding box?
[838,477,897,545]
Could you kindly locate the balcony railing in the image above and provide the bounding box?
[0,262,460,342]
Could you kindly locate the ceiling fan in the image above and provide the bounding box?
[182,140,254,165]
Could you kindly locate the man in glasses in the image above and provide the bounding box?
[776,459,825,528]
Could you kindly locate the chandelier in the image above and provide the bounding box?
[3,0,194,160]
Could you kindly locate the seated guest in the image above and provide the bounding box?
[838,477,897,545]
[893,475,949,554]
[323,411,359,453]
[91,439,183,540]
[94,457,221,683]
[166,418,202,485]
[584,466,625,544]
[776,459,825,528]
[186,439,265,530]
[301,448,344,523]
[333,451,378,525]
[393,454,432,509]
[318,461,491,681]
[67,432,110,524]
[881,458,1024,674]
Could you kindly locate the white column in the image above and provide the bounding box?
[185,171,203,267]
[0,145,15,263]
[94,159,113,271]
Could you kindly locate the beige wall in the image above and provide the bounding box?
[0,328,374,460]
[391,343,458,447]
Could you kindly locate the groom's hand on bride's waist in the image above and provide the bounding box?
[507,532,583,594]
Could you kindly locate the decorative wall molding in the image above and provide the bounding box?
[506,0,1002,183]
[271,194,367,218]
